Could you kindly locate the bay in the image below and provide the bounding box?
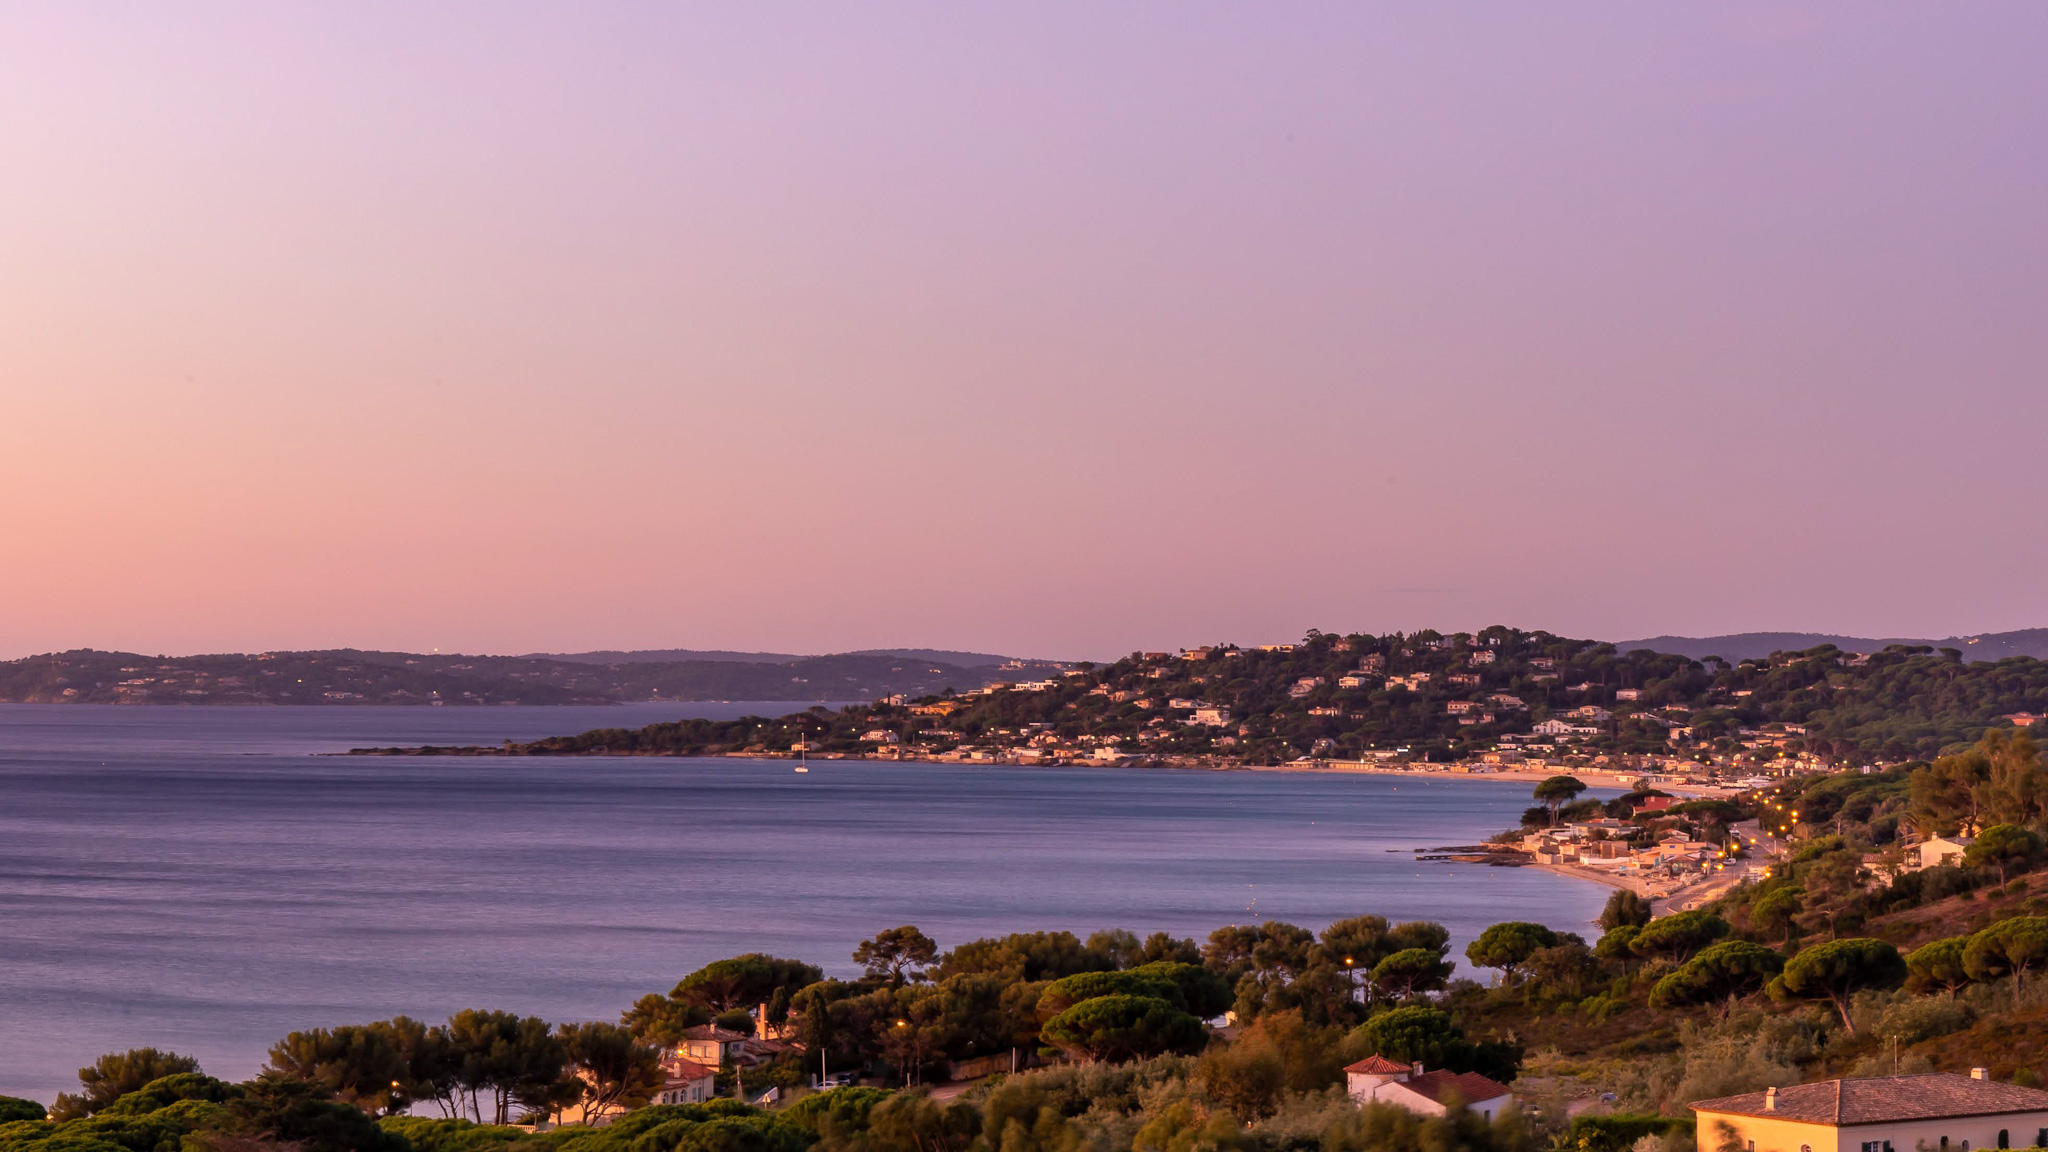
[0,704,1611,1102]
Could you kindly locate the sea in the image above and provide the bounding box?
[0,704,1612,1102]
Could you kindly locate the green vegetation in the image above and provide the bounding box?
[27,867,2048,1152]
[24,739,2048,1152]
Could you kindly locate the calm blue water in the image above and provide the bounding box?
[0,705,1610,1102]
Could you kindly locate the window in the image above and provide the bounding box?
[1862,1143,1881,1152]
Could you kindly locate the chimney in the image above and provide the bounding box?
[1412,1061,1424,1077]
[1764,1087,1777,1112]
[1972,1068,1989,1080]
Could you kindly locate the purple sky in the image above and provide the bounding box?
[2,4,2044,661]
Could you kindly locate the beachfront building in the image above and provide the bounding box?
[1691,1071,2048,1152]
[1344,1055,1514,1121]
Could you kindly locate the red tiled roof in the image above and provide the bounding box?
[662,1056,717,1084]
[1692,1075,2048,1125]
[1345,1055,1412,1075]
[1403,1070,1512,1105]
[681,1025,749,1042]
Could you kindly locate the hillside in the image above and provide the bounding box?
[465,626,2048,766]
[0,649,1069,706]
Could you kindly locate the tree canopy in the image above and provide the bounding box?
[1464,922,1560,982]
[1038,995,1206,1063]
[52,1048,204,1120]
[1648,940,1784,1015]
[1769,937,1907,1033]
[853,929,939,987]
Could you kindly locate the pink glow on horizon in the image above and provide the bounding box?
[2,4,2044,660]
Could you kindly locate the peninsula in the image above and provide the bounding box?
[356,625,2048,773]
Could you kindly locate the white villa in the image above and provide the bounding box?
[1344,1055,1513,1122]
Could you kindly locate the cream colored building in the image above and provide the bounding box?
[1907,837,1974,871]
[651,1055,717,1105]
[677,1024,749,1066]
[1692,1072,2048,1152]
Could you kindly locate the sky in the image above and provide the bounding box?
[2,4,2044,662]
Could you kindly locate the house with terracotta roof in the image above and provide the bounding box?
[1691,1070,2048,1152]
[677,1024,750,1066]
[651,1054,717,1106]
[1343,1055,1513,1121]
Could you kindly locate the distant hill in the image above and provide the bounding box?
[0,648,1071,705]
[528,648,809,665]
[533,647,1030,667]
[1612,628,2048,662]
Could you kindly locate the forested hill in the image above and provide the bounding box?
[1611,627,2048,663]
[0,649,1067,705]
[483,627,2048,766]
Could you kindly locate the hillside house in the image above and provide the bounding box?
[1691,1071,2048,1152]
[1345,1055,1513,1121]
[677,1025,749,1066]
[652,1055,718,1105]
[1907,836,1974,871]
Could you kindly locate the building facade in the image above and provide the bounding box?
[1692,1072,2048,1152]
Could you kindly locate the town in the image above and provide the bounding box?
[468,628,2047,782]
